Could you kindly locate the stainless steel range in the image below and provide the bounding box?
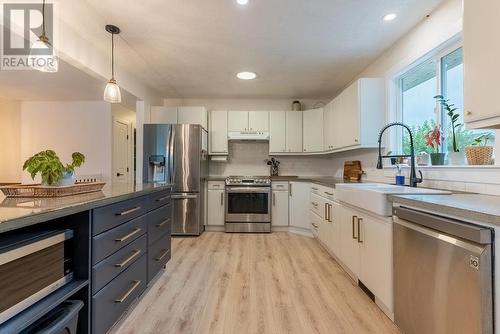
[225,176,271,233]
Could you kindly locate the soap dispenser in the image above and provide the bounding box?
[395,165,405,186]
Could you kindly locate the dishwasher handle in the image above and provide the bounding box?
[393,206,492,245]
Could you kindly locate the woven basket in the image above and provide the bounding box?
[465,146,494,165]
[0,182,106,198]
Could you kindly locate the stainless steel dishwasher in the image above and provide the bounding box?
[393,206,494,334]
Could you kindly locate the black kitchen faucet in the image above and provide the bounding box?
[376,122,423,187]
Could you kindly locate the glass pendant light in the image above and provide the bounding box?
[103,25,122,103]
[29,0,58,72]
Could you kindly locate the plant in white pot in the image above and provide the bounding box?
[465,134,494,165]
[434,95,466,165]
[23,150,86,186]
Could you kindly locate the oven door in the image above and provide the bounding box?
[225,187,271,223]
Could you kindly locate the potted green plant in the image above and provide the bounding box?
[434,95,466,165]
[425,127,446,165]
[23,150,86,186]
[465,134,494,165]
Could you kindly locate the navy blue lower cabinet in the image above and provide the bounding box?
[92,234,147,294]
[92,254,147,334]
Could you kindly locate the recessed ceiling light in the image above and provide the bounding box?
[383,13,397,21]
[237,71,257,80]
[237,0,248,5]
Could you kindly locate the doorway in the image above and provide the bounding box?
[113,118,131,183]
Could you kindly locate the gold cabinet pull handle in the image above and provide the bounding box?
[324,192,334,196]
[156,196,169,202]
[328,204,333,222]
[114,280,141,303]
[156,218,170,228]
[324,203,328,220]
[352,216,358,239]
[155,249,170,262]
[116,206,141,216]
[115,228,141,242]
[114,250,141,268]
[220,192,224,206]
[311,223,319,228]
[357,218,363,243]
[311,202,319,207]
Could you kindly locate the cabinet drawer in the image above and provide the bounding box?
[208,181,225,190]
[145,190,171,212]
[310,193,326,218]
[93,216,147,265]
[311,184,334,200]
[147,204,172,245]
[147,234,171,283]
[93,197,147,236]
[92,254,147,334]
[272,181,289,191]
[92,234,147,294]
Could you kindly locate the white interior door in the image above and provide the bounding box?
[113,119,130,183]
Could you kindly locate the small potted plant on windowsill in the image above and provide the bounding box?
[425,127,446,165]
[434,95,466,165]
[465,134,494,165]
[23,150,86,186]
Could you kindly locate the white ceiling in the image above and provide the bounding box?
[0,60,137,110]
[85,0,444,99]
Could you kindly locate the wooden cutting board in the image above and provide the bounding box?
[343,161,363,181]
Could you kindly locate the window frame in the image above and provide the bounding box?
[391,39,463,156]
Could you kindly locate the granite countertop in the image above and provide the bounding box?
[206,175,360,188]
[0,182,173,233]
[391,193,500,226]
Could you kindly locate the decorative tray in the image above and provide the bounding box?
[0,181,106,198]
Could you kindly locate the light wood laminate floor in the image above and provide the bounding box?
[115,232,400,334]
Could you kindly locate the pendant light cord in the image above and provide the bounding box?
[111,32,115,80]
[42,0,46,36]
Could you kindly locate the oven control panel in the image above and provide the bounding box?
[226,177,271,186]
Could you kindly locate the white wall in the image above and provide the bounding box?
[0,101,21,183]
[20,101,113,183]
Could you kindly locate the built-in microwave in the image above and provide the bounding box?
[0,230,74,324]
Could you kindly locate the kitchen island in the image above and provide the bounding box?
[0,182,173,334]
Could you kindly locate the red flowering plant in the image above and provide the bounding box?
[424,127,444,153]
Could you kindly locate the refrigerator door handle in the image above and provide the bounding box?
[168,127,175,185]
[172,194,199,199]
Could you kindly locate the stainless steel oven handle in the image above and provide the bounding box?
[225,187,271,193]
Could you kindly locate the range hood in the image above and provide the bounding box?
[228,131,269,141]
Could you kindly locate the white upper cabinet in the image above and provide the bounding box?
[150,106,177,124]
[209,111,228,155]
[269,111,303,153]
[248,111,269,132]
[228,111,248,132]
[228,111,269,132]
[286,111,303,153]
[323,101,335,151]
[149,106,208,129]
[270,111,286,153]
[177,106,207,129]
[463,0,500,128]
[333,78,385,150]
[303,108,324,153]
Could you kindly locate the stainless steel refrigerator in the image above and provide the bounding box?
[143,124,208,236]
